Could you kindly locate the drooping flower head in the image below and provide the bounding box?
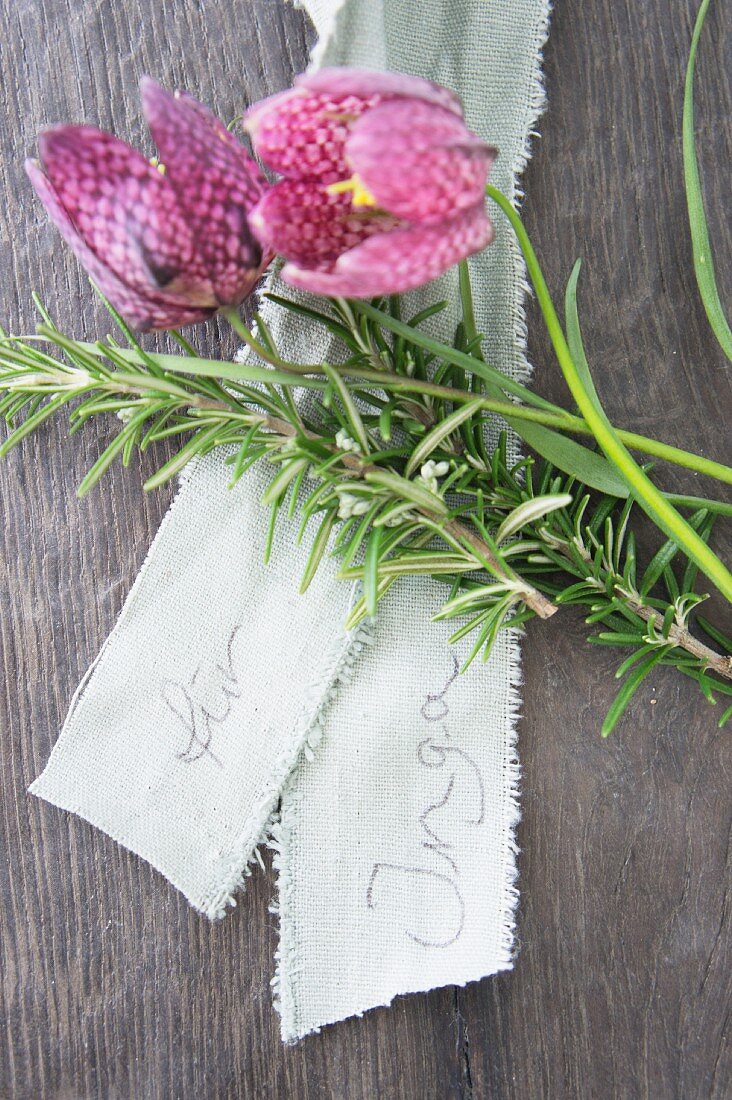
[26,78,271,330]
[245,68,497,298]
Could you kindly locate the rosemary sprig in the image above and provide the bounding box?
[0,284,729,735]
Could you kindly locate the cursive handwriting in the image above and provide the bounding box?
[367,654,484,947]
[161,624,242,768]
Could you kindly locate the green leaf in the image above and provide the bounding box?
[323,364,369,453]
[696,615,732,655]
[345,576,396,630]
[502,412,630,497]
[565,260,603,413]
[404,399,483,477]
[364,468,448,516]
[262,458,309,506]
[265,293,361,353]
[447,608,494,644]
[353,301,557,411]
[602,646,673,737]
[300,508,336,593]
[0,392,77,456]
[142,423,223,491]
[75,340,328,391]
[433,582,516,619]
[341,552,475,580]
[640,508,708,596]
[378,401,394,442]
[363,526,383,617]
[406,301,450,328]
[77,429,133,497]
[496,493,573,544]
[228,422,264,488]
[91,283,165,378]
[683,0,732,361]
[263,499,280,565]
[460,597,514,671]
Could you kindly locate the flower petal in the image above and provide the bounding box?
[297,68,463,117]
[26,158,214,330]
[37,125,214,307]
[141,78,268,305]
[347,100,496,224]
[281,203,493,298]
[249,179,400,269]
[245,87,374,182]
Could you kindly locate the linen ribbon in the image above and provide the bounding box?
[30,0,552,1041]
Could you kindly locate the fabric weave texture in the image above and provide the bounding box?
[31,0,552,1041]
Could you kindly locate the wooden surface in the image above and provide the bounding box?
[0,0,730,1096]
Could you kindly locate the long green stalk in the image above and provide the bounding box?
[486,183,732,603]
[65,338,732,486]
[349,305,732,485]
[683,0,732,361]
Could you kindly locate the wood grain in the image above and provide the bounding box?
[0,1,729,1097]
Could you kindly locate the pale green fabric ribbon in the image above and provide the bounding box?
[31,0,552,1041]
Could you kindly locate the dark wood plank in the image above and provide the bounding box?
[0,0,729,1097]
[0,3,460,1098]
[462,1,732,1098]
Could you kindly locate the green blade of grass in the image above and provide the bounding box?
[683,0,732,361]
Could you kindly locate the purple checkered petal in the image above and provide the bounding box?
[246,86,374,182]
[280,203,494,299]
[141,78,269,305]
[297,68,463,117]
[26,158,214,330]
[250,179,401,269]
[347,100,496,225]
[37,126,215,307]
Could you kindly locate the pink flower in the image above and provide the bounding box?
[245,68,497,298]
[26,78,271,331]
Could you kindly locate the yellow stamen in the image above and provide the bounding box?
[149,157,167,175]
[326,174,377,208]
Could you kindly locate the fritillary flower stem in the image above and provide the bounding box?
[69,342,732,484]
[353,303,732,485]
[486,183,732,604]
[221,306,313,375]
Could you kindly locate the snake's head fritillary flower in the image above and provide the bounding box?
[26,78,271,331]
[245,68,497,299]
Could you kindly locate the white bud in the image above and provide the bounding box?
[383,508,416,527]
[336,490,370,520]
[419,459,450,496]
[335,428,360,453]
[337,494,356,519]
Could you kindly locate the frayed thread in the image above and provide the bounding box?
[490,0,553,966]
[493,625,524,970]
[257,0,553,1034]
[268,611,374,1039]
[200,610,373,920]
[504,0,554,470]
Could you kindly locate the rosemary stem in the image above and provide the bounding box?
[542,534,732,681]
[71,340,732,485]
[263,408,558,620]
[220,306,315,375]
[628,601,732,680]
